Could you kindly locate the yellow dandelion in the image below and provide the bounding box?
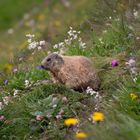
[130,93,138,100]
[92,112,105,122]
[24,21,29,27]
[54,21,61,27]
[75,132,87,139]
[3,64,13,73]
[38,14,45,21]
[64,118,79,126]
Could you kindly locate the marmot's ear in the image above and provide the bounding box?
[54,53,63,60]
[54,53,59,59]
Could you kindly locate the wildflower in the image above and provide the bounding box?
[37,65,44,69]
[56,115,62,119]
[36,115,44,121]
[0,102,4,110]
[80,42,86,49]
[86,87,98,96]
[75,132,88,139]
[23,13,30,20]
[7,28,14,34]
[92,112,105,122]
[25,80,30,87]
[53,104,57,108]
[136,36,140,40]
[26,34,35,38]
[133,10,138,18]
[64,118,79,126]
[4,80,8,85]
[125,58,136,68]
[64,39,71,45]
[2,96,11,105]
[58,109,64,116]
[53,44,59,49]
[28,41,38,50]
[28,19,35,27]
[111,60,119,67]
[130,93,138,100]
[37,46,42,50]
[126,58,137,75]
[62,96,68,103]
[13,68,18,74]
[13,89,19,97]
[4,64,13,73]
[0,115,5,121]
[39,40,45,46]
[38,14,45,21]
[56,108,65,120]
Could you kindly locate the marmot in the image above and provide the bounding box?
[41,53,100,91]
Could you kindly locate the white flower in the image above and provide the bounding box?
[134,10,138,18]
[64,39,71,45]
[130,67,137,74]
[73,34,78,39]
[70,26,73,30]
[38,46,42,50]
[24,13,30,20]
[86,87,98,96]
[53,104,57,108]
[126,59,136,67]
[26,34,35,38]
[28,41,38,50]
[80,42,86,48]
[8,28,14,34]
[39,40,45,46]
[13,89,19,97]
[53,44,59,49]
[59,42,65,47]
[25,80,30,87]
[27,38,32,43]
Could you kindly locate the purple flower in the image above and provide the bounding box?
[36,65,45,69]
[13,68,18,74]
[4,80,8,85]
[111,60,119,67]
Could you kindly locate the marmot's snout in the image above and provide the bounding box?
[41,57,50,70]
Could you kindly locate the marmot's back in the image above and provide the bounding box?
[57,56,100,91]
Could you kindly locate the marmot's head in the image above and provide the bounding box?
[41,53,64,71]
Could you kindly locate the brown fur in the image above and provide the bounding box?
[41,53,100,91]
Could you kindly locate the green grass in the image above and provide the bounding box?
[0,0,42,30]
[0,0,140,140]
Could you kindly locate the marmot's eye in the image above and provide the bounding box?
[47,58,51,62]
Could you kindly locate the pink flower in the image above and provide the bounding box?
[0,102,4,110]
[111,60,119,67]
[2,96,12,105]
[0,115,5,121]
[36,115,44,121]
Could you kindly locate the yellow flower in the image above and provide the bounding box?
[3,64,13,73]
[92,112,105,122]
[38,14,45,21]
[64,118,79,126]
[54,21,61,27]
[130,93,138,100]
[75,132,87,139]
